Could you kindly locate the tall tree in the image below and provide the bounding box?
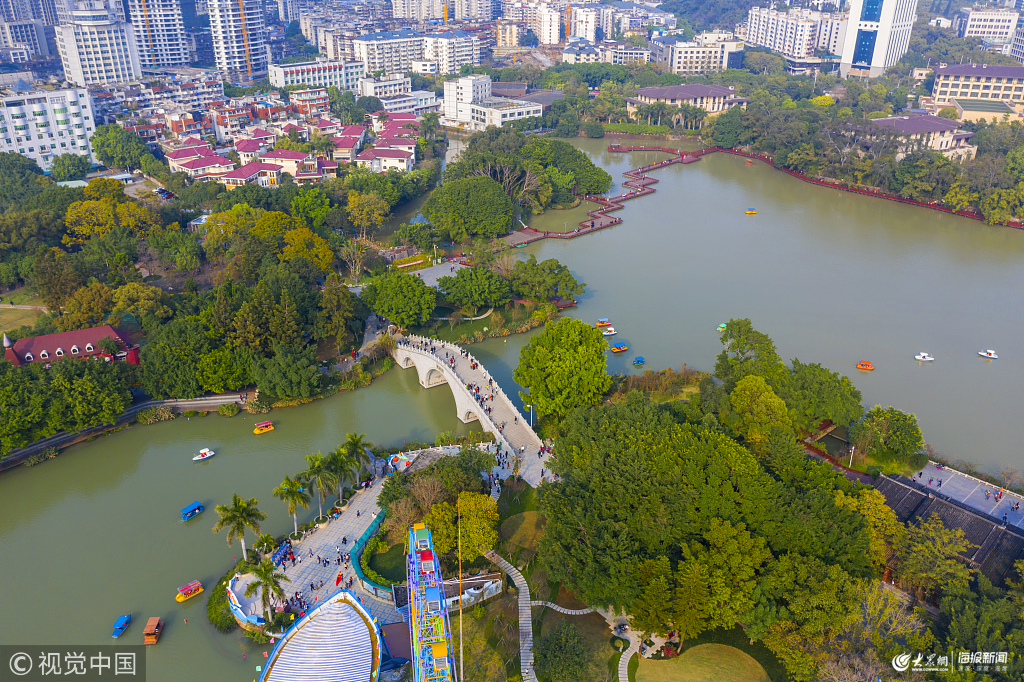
[270,289,303,347]
[109,283,171,326]
[273,475,312,536]
[301,452,339,519]
[212,493,266,561]
[898,514,975,599]
[360,272,435,329]
[535,621,587,682]
[33,247,84,315]
[317,272,354,354]
[513,317,611,419]
[244,559,291,624]
[345,191,391,240]
[49,153,92,182]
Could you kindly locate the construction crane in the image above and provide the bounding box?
[563,2,579,45]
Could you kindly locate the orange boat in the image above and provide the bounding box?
[745,160,753,165]
[143,617,163,645]
[856,361,874,371]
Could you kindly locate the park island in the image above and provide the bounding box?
[2,59,1024,682]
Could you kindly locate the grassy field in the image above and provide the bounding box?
[0,307,41,335]
[496,481,537,522]
[500,511,545,551]
[637,644,770,682]
[0,288,45,307]
[367,543,406,583]
[668,626,788,682]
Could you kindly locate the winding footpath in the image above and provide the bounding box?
[485,550,537,682]
[529,601,593,616]
[617,632,640,682]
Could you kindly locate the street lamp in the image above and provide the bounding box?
[525,404,533,428]
[433,243,438,265]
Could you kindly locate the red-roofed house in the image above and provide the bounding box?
[179,136,208,148]
[290,88,329,116]
[235,138,269,164]
[279,122,306,140]
[331,135,362,162]
[356,148,414,173]
[259,149,335,182]
[4,326,138,367]
[166,145,215,172]
[371,111,416,133]
[178,155,235,180]
[379,121,420,139]
[165,112,203,137]
[374,137,418,159]
[248,128,276,145]
[221,162,283,190]
[338,125,366,144]
[309,119,339,136]
[123,122,165,142]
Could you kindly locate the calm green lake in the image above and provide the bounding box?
[2,135,1022,680]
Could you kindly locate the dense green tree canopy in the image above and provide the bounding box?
[360,272,435,328]
[437,266,511,309]
[90,125,148,170]
[49,153,92,182]
[509,254,585,302]
[422,176,514,242]
[513,317,610,419]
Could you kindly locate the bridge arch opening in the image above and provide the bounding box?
[464,410,478,423]
[424,368,446,386]
[402,356,415,368]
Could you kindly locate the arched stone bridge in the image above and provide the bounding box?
[393,335,548,485]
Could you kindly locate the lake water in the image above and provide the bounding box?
[2,135,1022,681]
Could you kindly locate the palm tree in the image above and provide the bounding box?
[327,447,360,505]
[310,131,336,159]
[273,475,312,536]
[212,494,266,561]
[244,558,291,625]
[420,112,439,140]
[376,111,389,126]
[253,533,276,557]
[301,452,338,519]
[344,432,371,480]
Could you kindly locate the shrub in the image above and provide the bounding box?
[136,405,175,424]
[218,403,240,417]
[183,410,197,417]
[23,446,59,467]
[206,562,243,633]
[196,411,207,417]
[582,121,604,138]
[603,123,671,135]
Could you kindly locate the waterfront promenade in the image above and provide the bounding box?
[910,462,1024,529]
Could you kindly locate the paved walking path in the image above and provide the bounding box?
[485,550,537,682]
[910,461,1024,529]
[397,336,548,485]
[617,632,640,682]
[232,482,404,626]
[529,601,594,615]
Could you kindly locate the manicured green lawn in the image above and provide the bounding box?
[670,627,788,682]
[496,481,537,521]
[367,543,407,583]
[637,644,770,682]
[1,288,44,307]
[500,511,545,551]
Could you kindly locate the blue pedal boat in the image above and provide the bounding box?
[180,501,204,521]
[112,615,131,638]
[633,357,645,366]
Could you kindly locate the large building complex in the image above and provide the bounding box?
[55,0,141,86]
[352,29,423,73]
[561,39,651,64]
[0,19,49,57]
[390,0,441,21]
[745,7,847,59]
[208,0,267,84]
[954,5,1019,41]
[930,62,1024,108]
[423,30,480,74]
[0,86,95,170]
[627,84,748,116]
[569,6,598,42]
[649,32,744,75]
[127,0,188,68]
[268,59,364,90]
[442,74,543,130]
[839,0,918,77]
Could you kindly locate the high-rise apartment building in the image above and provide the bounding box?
[56,0,141,86]
[128,0,188,68]
[452,0,491,21]
[0,86,95,169]
[389,0,440,21]
[840,0,917,77]
[0,19,49,55]
[208,0,267,84]
[423,29,480,74]
[649,32,743,75]
[268,58,364,90]
[276,0,297,21]
[570,6,597,42]
[352,29,423,73]
[954,5,1018,41]
[745,7,847,59]
[535,6,559,44]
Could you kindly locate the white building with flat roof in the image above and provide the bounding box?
[570,6,598,42]
[423,30,481,74]
[56,0,141,86]
[0,86,96,170]
[208,0,268,83]
[954,5,1018,41]
[442,74,542,131]
[745,7,848,59]
[128,0,188,68]
[352,29,424,74]
[269,59,364,91]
